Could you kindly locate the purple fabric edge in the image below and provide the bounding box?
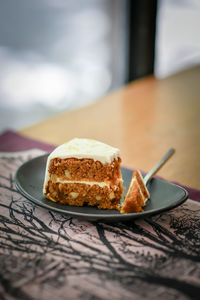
[0,130,199,202]
[0,130,55,152]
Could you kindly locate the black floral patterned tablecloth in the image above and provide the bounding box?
[0,131,200,300]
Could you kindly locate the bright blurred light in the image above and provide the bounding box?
[155,0,200,78]
[80,65,111,96]
[71,9,110,40]
[0,61,75,107]
[0,1,120,132]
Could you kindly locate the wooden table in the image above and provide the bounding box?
[20,66,200,189]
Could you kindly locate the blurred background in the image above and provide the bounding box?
[0,0,200,133]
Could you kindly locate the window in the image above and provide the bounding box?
[0,0,128,131]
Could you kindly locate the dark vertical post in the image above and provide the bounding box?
[127,0,158,82]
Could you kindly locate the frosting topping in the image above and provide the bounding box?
[48,138,121,164]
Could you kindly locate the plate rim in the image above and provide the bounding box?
[15,154,189,220]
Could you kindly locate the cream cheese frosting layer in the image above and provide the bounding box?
[53,180,110,188]
[48,138,121,164]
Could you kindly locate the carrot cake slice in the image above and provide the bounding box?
[43,138,123,210]
[120,170,150,213]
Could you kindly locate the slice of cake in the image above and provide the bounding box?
[120,170,150,214]
[43,138,123,210]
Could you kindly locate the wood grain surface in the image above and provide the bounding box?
[19,66,200,189]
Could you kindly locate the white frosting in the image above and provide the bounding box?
[53,179,109,188]
[48,138,120,164]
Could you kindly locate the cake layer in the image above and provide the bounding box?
[45,181,123,210]
[47,157,121,183]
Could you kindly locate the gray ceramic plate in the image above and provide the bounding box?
[15,154,188,222]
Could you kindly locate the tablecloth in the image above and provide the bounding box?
[0,130,199,300]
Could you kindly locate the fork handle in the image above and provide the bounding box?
[143,148,175,185]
